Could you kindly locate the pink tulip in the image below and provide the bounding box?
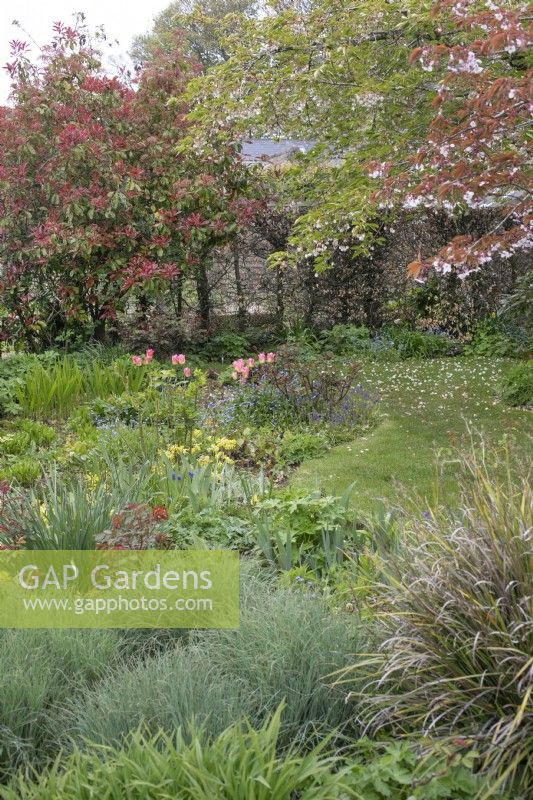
[247,357,255,368]
[172,353,186,365]
[232,358,245,372]
[144,348,154,365]
[231,370,239,380]
[183,366,192,378]
[266,352,275,363]
[240,367,249,382]
[131,355,142,366]
[258,352,266,363]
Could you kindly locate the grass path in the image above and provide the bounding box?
[292,357,532,512]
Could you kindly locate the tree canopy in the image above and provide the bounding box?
[131,0,261,68]
[188,0,531,274]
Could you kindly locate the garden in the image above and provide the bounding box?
[0,1,532,799]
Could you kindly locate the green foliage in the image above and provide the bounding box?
[499,272,533,346]
[0,431,31,456]
[131,0,260,68]
[464,320,519,358]
[382,326,455,359]
[385,271,484,339]
[0,353,58,417]
[199,329,251,360]
[0,413,57,475]
[319,324,371,355]
[0,458,41,486]
[92,369,205,435]
[15,356,151,419]
[16,359,83,417]
[343,446,533,796]
[156,456,268,514]
[14,419,56,446]
[0,467,151,550]
[277,428,328,466]
[168,506,253,549]
[81,356,150,398]
[67,570,360,750]
[0,629,122,780]
[345,741,492,800]
[218,382,296,430]
[500,362,533,407]
[2,707,346,800]
[253,486,362,574]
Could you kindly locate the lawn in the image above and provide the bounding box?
[293,357,532,512]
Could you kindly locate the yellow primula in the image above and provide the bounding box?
[163,433,237,466]
[210,437,238,453]
[83,473,100,492]
[164,443,187,460]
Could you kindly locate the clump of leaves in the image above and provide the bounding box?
[2,706,347,800]
[341,443,533,796]
[345,740,493,800]
[0,458,41,487]
[500,362,533,408]
[96,503,172,550]
[464,320,520,358]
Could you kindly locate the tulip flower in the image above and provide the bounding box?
[266,352,275,363]
[131,355,143,366]
[258,352,266,363]
[183,366,192,378]
[172,353,186,365]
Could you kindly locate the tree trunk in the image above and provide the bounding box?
[93,318,107,343]
[176,272,183,318]
[303,259,317,329]
[195,261,211,329]
[232,242,247,330]
[276,266,284,325]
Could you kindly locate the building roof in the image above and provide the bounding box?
[241,139,315,163]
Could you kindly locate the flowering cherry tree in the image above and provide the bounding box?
[0,20,250,348]
[189,0,530,278]
[372,0,532,277]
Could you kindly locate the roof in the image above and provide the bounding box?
[241,139,315,163]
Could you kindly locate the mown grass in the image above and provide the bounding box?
[292,357,532,511]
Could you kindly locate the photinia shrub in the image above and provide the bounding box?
[0,18,252,349]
